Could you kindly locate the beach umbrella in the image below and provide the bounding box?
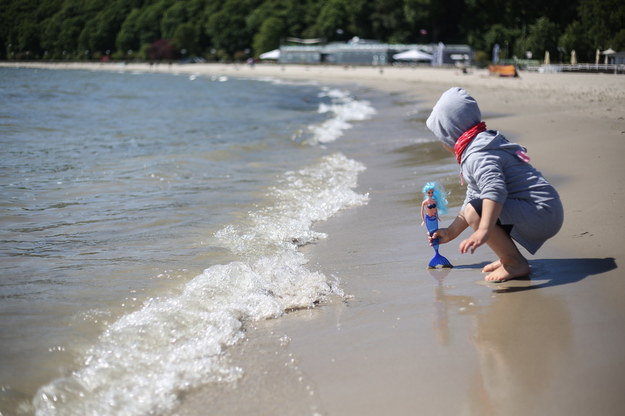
[259,49,280,60]
[602,48,616,64]
[544,50,550,65]
[570,50,577,65]
[596,48,600,64]
[393,49,433,61]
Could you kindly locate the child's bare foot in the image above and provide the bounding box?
[484,261,531,282]
[482,260,501,273]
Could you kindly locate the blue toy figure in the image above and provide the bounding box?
[421,182,453,269]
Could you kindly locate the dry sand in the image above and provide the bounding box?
[4,62,625,415]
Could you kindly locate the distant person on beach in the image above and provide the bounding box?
[425,87,563,282]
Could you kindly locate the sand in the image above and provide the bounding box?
[4,62,625,415]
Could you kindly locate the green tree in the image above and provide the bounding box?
[253,16,286,55]
[515,17,559,62]
[612,29,625,51]
[578,0,625,50]
[102,4,128,53]
[40,13,66,57]
[161,2,188,40]
[368,0,412,43]
[309,0,349,40]
[79,2,132,57]
[5,0,625,64]
[135,0,172,46]
[246,0,281,34]
[283,0,320,39]
[173,23,200,55]
[116,8,142,55]
[559,21,592,62]
[403,0,431,41]
[483,24,520,60]
[16,21,41,58]
[205,0,260,59]
[59,16,88,57]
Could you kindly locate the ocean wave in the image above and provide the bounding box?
[306,87,376,145]
[33,153,368,416]
[215,152,368,254]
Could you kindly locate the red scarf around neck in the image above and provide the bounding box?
[454,121,486,164]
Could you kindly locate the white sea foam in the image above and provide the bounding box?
[216,152,368,254]
[252,76,320,87]
[307,88,376,144]
[33,153,368,416]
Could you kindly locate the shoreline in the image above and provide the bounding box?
[5,62,625,414]
[3,60,625,102]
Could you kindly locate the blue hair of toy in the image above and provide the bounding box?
[422,181,448,215]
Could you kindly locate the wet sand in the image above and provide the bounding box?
[5,62,625,415]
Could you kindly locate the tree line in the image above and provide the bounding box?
[1,0,623,64]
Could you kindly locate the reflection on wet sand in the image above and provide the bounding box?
[467,289,572,415]
[429,268,475,346]
[430,268,573,415]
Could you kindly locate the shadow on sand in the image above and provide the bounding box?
[455,257,617,292]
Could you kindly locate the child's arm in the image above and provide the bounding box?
[459,198,502,254]
[429,213,469,244]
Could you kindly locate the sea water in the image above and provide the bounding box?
[0,67,376,415]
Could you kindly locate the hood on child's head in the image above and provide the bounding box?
[426,87,481,148]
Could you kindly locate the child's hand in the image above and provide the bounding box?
[429,228,450,244]
[459,229,490,254]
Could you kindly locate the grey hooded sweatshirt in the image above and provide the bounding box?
[426,87,563,254]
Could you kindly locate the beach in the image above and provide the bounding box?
[3,62,625,415]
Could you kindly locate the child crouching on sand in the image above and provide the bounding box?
[425,87,563,282]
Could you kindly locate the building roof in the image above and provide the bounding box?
[280,43,471,53]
